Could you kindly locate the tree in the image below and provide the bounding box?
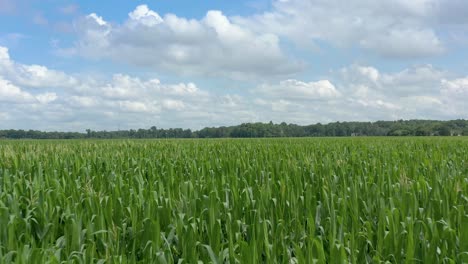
[415,127,430,136]
[436,125,451,136]
[463,128,468,136]
[1,120,467,139]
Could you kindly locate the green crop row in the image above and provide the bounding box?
[0,137,467,263]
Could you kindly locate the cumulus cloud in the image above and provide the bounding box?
[162,99,185,111]
[244,63,466,123]
[0,45,254,130]
[119,100,158,113]
[233,0,449,58]
[256,79,340,100]
[340,64,446,96]
[434,0,468,24]
[36,92,58,104]
[65,5,302,79]
[440,77,468,115]
[0,77,35,103]
[128,4,163,26]
[359,28,444,58]
[0,44,466,131]
[0,111,8,120]
[442,77,468,96]
[0,77,58,105]
[98,74,204,102]
[336,64,467,120]
[0,46,78,89]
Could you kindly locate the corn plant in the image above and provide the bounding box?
[0,137,467,263]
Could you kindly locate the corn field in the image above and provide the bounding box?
[0,138,467,263]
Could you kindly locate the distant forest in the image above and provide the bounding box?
[1,120,467,139]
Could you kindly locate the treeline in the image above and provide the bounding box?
[1,120,467,139]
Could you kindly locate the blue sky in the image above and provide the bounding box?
[0,0,467,131]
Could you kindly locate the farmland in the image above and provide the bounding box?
[0,138,467,263]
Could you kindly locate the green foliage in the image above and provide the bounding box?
[1,119,467,139]
[0,137,467,263]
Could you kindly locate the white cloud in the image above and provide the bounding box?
[0,46,78,89]
[271,99,301,112]
[440,77,468,115]
[98,74,208,105]
[442,77,468,97]
[119,100,158,113]
[0,46,10,60]
[87,13,107,26]
[245,63,466,124]
[0,76,58,107]
[341,64,446,96]
[0,111,8,120]
[101,74,149,100]
[355,66,380,82]
[0,44,467,131]
[0,45,255,130]
[360,28,444,58]
[36,92,58,104]
[335,64,468,120]
[162,99,185,111]
[352,98,402,111]
[0,77,34,103]
[67,96,99,108]
[128,4,163,26]
[233,0,447,58]
[220,95,243,108]
[257,79,340,100]
[166,83,199,96]
[434,0,468,24]
[67,5,302,79]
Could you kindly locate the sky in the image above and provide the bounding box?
[0,0,467,131]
